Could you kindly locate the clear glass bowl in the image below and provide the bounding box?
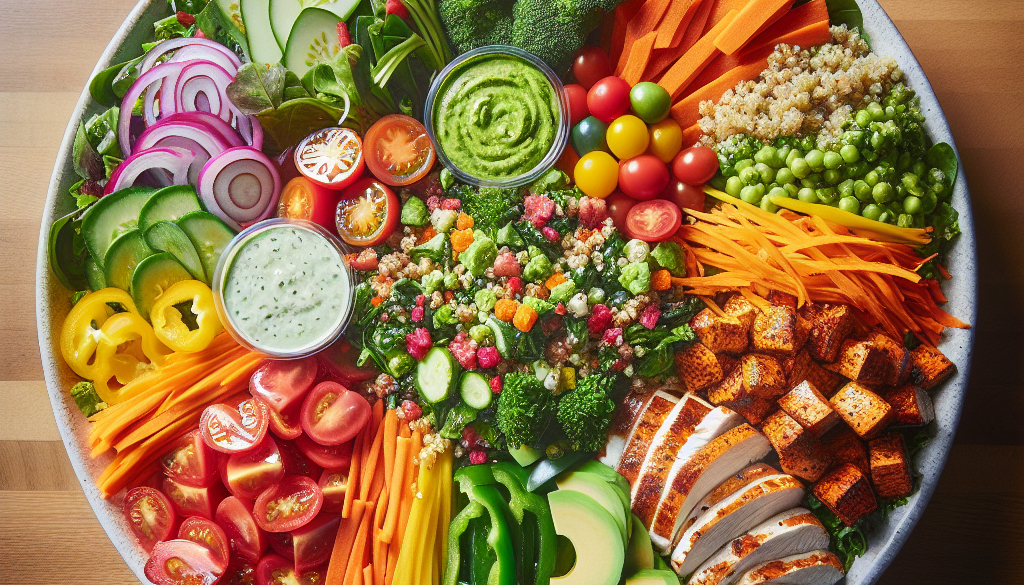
[424,45,571,188]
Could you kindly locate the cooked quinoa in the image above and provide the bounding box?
[697,26,903,150]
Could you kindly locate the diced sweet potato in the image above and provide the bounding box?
[785,350,845,397]
[767,290,797,309]
[723,294,758,331]
[910,344,956,390]
[742,353,787,398]
[830,382,895,439]
[807,304,856,362]
[752,305,797,354]
[871,332,911,387]
[823,337,890,385]
[708,366,775,425]
[761,410,831,482]
[717,353,741,378]
[674,343,724,393]
[813,463,878,526]
[869,433,913,499]
[821,426,870,476]
[885,384,935,426]
[690,308,750,354]
[794,313,812,352]
[778,380,839,437]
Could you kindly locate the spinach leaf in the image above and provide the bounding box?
[48,209,90,291]
[227,62,289,115]
[110,55,146,100]
[253,98,348,157]
[925,143,958,187]
[72,122,104,182]
[825,0,868,43]
[89,57,138,107]
[804,494,867,571]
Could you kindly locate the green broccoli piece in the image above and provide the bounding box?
[438,0,516,55]
[496,372,556,449]
[454,183,524,237]
[70,381,107,417]
[556,373,616,452]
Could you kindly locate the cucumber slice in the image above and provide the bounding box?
[460,372,493,410]
[85,256,107,291]
[138,185,203,233]
[283,7,342,79]
[269,0,360,50]
[81,186,157,268]
[131,252,193,320]
[415,347,459,404]
[145,221,206,282]
[176,211,237,284]
[486,316,517,359]
[215,0,246,35]
[241,0,283,65]
[103,230,154,292]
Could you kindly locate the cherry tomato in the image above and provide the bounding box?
[224,436,286,500]
[256,554,326,585]
[145,539,225,585]
[319,338,379,384]
[291,513,341,572]
[662,179,706,212]
[606,115,650,160]
[253,475,323,533]
[264,401,303,440]
[178,516,231,570]
[294,127,364,190]
[161,429,218,489]
[606,191,636,232]
[300,381,370,446]
[574,151,619,199]
[267,532,295,560]
[624,199,683,242]
[278,439,324,479]
[362,114,436,186]
[571,116,608,156]
[672,145,719,185]
[250,358,318,417]
[293,434,354,469]
[563,84,590,127]
[123,487,177,553]
[215,496,268,563]
[648,119,683,163]
[221,558,257,585]
[587,76,632,123]
[318,468,349,512]
[335,178,399,247]
[573,45,613,89]
[200,398,270,454]
[163,476,227,520]
[276,177,341,231]
[629,82,671,124]
[619,155,670,201]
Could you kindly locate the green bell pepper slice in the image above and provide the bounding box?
[471,485,517,585]
[444,500,486,585]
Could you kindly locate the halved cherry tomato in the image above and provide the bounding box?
[254,475,323,533]
[606,191,636,233]
[266,531,295,560]
[224,436,285,500]
[662,179,706,212]
[163,476,227,520]
[292,513,341,572]
[318,338,378,384]
[200,398,270,454]
[264,400,304,440]
[145,539,224,585]
[215,496,268,564]
[624,199,683,242]
[256,554,326,585]
[278,439,323,479]
[178,516,230,570]
[573,45,613,90]
[363,114,436,186]
[300,381,371,446]
[221,558,257,585]
[250,358,318,417]
[161,429,217,488]
[618,154,670,201]
[293,434,353,469]
[672,145,719,185]
[276,177,341,231]
[123,486,177,553]
[563,83,590,127]
[294,127,364,190]
[335,178,399,247]
[318,468,349,512]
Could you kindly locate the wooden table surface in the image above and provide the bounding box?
[1,1,1022,583]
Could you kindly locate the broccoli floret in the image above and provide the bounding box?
[496,372,556,449]
[453,184,524,236]
[557,373,616,452]
[438,0,516,54]
[70,381,107,417]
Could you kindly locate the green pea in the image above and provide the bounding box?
[870,132,886,151]
[725,176,744,197]
[768,186,788,201]
[928,168,947,186]
[896,151,912,172]
[897,214,915,228]
[823,151,843,170]
[801,136,816,152]
[877,211,893,224]
[862,204,883,221]
[902,174,924,197]
[776,167,796,185]
[838,196,860,214]
[775,146,792,168]
[824,169,842,185]
[806,173,823,185]
[755,163,775,184]
[797,187,818,203]
[755,146,778,166]
[800,178,817,189]
[740,184,764,204]
[784,183,800,197]
[872,182,895,204]
[903,196,922,215]
[785,148,803,168]
[709,174,728,191]
[920,190,938,214]
[817,187,837,204]
[790,157,811,179]
[864,170,880,187]
[838,179,855,199]
[840,144,860,164]
[739,166,760,186]
[853,180,872,202]
[735,158,755,173]
[805,149,825,171]
[862,149,878,162]
[867,101,885,121]
[912,161,928,177]
[855,109,871,128]
[760,195,779,213]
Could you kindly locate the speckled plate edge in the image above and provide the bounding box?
[34,2,977,584]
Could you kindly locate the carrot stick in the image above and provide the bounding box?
[616,0,674,75]
[658,9,738,99]
[714,0,792,54]
[344,501,376,585]
[360,421,384,501]
[610,0,647,66]
[363,565,374,585]
[344,430,364,518]
[676,0,717,51]
[621,31,659,85]
[382,410,398,491]
[380,437,410,543]
[702,0,748,33]
[326,500,366,585]
[388,431,421,583]
[654,0,700,49]
[670,57,768,127]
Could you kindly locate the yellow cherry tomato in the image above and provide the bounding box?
[574,151,619,199]
[606,115,650,160]
[648,118,683,163]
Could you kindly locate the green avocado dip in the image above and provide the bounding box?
[434,54,560,181]
[222,225,352,355]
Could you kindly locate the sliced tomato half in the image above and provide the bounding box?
[223,436,285,500]
[123,486,177,553]
[215,496,268,564]
[291,513,341,572]
[200,398,270,455]
[161,429,218,488]
[278,439,323,480]
[144,539,224,585]
[221,558,257,585]
[293,434,354,469]
[255,554,326,585]
[250,358,318,416]
[624,199,683,242]
[299,381,371,446]
[318,468,349,512]
[253,475,323,533]
[335,178,399,247]
[363,114,436,186]
[178,516,230,570]
[162,476,227,520]
[276,176,341,230]
[293,127,364,190]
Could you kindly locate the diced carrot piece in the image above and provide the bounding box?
[670,57,769,127]
[456,212,474,230]
[513,304,539,332]
[417,226,436,244]
[651,269,672,291]
[682,122,703,147]
[494,299,518,323]
[714,0,793,55]
[658,10,739,100]
[545,272,567,290]
[450,229,474,253]
[621,30,660,85]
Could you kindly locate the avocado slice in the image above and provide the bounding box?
[577,460,631,498]
[623,514,655,578]
[547,490,624,585]
[556,471,629,547]
[509,444,544,467]
[130,252,193,320]
[624,569,678,585]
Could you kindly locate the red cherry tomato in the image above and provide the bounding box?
[563,84,590,127]
[606,191,637,232]
[335,178,400,247]
[278,439,324,479]
[145,539,225,585]
[294,127,365,190]
[573,45,613,89]
[250,358,318,417]
[161,429,217,488]
[264,400,304,440]
[162,476,227,520]
[618,154,670,201]
[363,114,436,186]
[276,177,341,231]
[267,531,295,561]
[624,200,683,242]
[662,179,706,212]
[123,487,177,553]
[292,513,341,572]
[319,338,379,384]
[672,145,719,185]
[293,434,354,469]
[300,381,371,446]
[253,475,323,533]
[256,554,326,585]
[221,558,257,585]
[224,436,286,500]
[215,496,268,564]
[587,76,632,123]
[200,398,270,454]
[178,516,231,570]
[319,468,349,512]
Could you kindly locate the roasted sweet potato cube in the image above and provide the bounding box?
[823,338,890,385]
[723,295,758,330]
[821,426,870,476]
[732,398,776,426]
[690,308,750,354]
[830,382,895,439]
[674,343,724,393]
[716,353,741,378]
[910,345,956,390]
[871,332,911,387]
[778,380,840,437]
[742,353,787,398]
[807,305,856,362]
[813,463,878,526]
[709,367,774,425]
[786,350,845,397]
[885,384,935,426]
[752,306,797,354]
[869,433,913,499]
[761,410,830,481]
[767,290,798,309]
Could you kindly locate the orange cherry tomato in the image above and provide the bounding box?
[294,127,365,190]
[276,177,341,230]
[363,114,436,186]
[335,178,400,247]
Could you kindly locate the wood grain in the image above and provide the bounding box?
[0,0,1021,583]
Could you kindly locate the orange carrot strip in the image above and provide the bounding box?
[658,10,738,99]
[676,0,717,51]
[654,0,700,49]
[363,565,374,585]
[382,410,399,491]
[360,411,386,501]
[616,0,674,75]
[670,57,768,127]
[380,437,410,543]
[326,500,366,585]
[621,31,659,85]
[344,431,365,518]
[610,0,647,66]
[714,0,792,54]
[344,501,376,585]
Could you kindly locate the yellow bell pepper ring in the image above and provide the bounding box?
[91,311,171,405]
[150,280,224,353]
[59,288,140,380]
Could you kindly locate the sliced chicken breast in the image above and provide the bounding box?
[671,474,805,576]
[733,550,845,585]
[648,424,771,553]
[688,508,829,585]
[679,463,779,535]
[610,391,680,483]
[600,390,658,469]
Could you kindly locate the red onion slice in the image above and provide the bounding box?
[134,120,231,184]
[197,147,281,230]
[140,37,241,78]
[175,61,235,122]
[162,112,246,148]
[171,45,240,76]
[105,146,196,195]
[119,61,188,155]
